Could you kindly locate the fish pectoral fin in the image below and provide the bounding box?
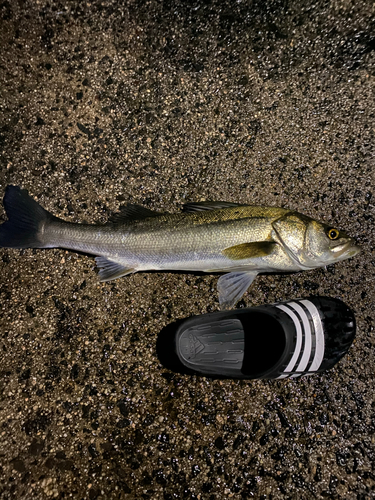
[217,271,258,310]
[95,256,135,282]
[183,201,247,212]
[109,204,163,223]
[223,241,276,260]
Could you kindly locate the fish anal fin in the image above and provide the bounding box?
[95,256,135,282]
[217,271,258,309]
[109,204,162,223]
[223,241,276,260]
[183,201,246,212]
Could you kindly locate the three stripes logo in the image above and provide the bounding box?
[276,300,325,379]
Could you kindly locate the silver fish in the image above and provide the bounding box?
[0,186,360,308]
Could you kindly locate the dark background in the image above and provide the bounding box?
[0,0,374,498]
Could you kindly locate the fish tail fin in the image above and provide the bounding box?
[0,185,58,248]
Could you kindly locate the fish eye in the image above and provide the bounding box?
[327,228,340,240]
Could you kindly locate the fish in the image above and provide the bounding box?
[0,186,360,309]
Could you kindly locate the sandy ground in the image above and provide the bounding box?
[0,0,374,499]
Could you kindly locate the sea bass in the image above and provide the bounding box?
[0,186,360,309]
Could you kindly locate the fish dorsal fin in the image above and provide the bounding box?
[183,201,246,212]
[223,241,276,260]
[217,271,258,309]
[109,204,162,223]
[95,256,135,281]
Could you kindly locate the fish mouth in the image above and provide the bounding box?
[330,240,361,259]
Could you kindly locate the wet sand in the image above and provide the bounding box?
[0,0,374,498]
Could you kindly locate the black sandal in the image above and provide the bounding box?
[156,297,356,379]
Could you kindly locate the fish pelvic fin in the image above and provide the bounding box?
[217,271,258,309]
[0,185,59,249]
[95,256,136,282]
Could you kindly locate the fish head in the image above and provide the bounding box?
[272,213,360,269]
